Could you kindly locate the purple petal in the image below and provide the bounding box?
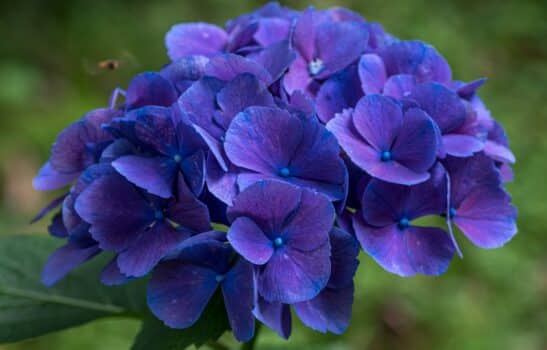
[227,180,302,235]
[224,107,302,175]
[204,54,271,84]
[358,54,387,94]
[159,55,210,93]
[48,213,68,238]
[353,216,454,276]
[484,140,516,164]
[221,259,256,342]
[33,162,78,191]
[409,82,466,133]
[391,108,437,172]
[75,174,152,251]
[443,134,484,157]
[206,154,239,205]
[50,121,95,174]
[353,95,403,151]
[31,194,66,224]
[147,260,218,328]
[249,40,296,83]
[216,73,275,125]
[315,22,368,78]
[316,65,363,123]
[166,177,211,233]
[259,242,331,303]
[383,74,417,99]
[380,40,452,83]
[453,186,517,248]
[228,217,273,265]
[126,72,177,109]
[41,242,100,286]
[166,22,227,60]
[112,155,177,198]
[294,284,354,334]
[253,298,292,339]
[254,18,291,46]
[293,8,317,62]
[100,257,131,286]
[283,189,334,252]
[133,107,176,154]
[283,55,314,95]
[117,221,187,277]
[180,150,206,196]
[328,227,360,289]
[456,78,486,99]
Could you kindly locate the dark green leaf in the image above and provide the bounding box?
[131,291,230,350]
[0,234,148,343]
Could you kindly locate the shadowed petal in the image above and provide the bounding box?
[147,260,218,328]
[100,257,130,286]
[167,177,211,232]
[126,72,177,109]
[221,259,256,342]
[253,298,292,339]
[316,65,363,123]
[33,162,79,191]
[294,284,354,334]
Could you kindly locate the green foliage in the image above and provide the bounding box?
[0,235,229,349]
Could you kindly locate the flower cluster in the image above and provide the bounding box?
[33,2,517,342]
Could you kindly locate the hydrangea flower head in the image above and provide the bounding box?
[32,2,517,343]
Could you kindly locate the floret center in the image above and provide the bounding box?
[215,274,225,283]
[273,237,284,248]
[279,167,291,177]
[173,154,182,163]
[308,58,324,76]
[398,217,410,230]
[449,207,457,218]
[380,150,393,162]
[154,210,164,220]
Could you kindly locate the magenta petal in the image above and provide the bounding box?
[283,55,314,95]
[443,134,484,157]
[259,242,331,303]
[228,217,274,265]
[454,187,517,248]
[112,155,177,198]
[166,22,227,60]
[147,260,218,329]
[353,95,403,151]
[117,221,187,277]
[221,259,256,342]
[358,54,387,94]
[353,216,454,277]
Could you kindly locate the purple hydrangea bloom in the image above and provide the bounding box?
[32,2,518,343]
[327,95,438,185]
[227,180,334,303]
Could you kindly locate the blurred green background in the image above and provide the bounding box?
[0,0,545,349]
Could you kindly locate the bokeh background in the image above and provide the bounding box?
[1,0,545,349]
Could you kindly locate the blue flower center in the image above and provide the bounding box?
[308,58,324,76]
[279,167,290,178]
[398,217,410,230]
[273,237,284,248]
[173,154,182,163]
[154,210,164,220]
[449,207,457,218]
[380,151,392,162]
[215,274,225,283]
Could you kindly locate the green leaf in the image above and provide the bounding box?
[131,291,230,350]
[0,234,148,343]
